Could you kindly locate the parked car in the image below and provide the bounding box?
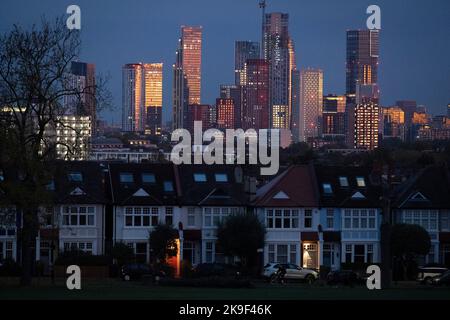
[416,267,448,284]
[431,270,450,286]
[327,270,359,286]
[120,263,165,281]
[262,263,318,283]
[192,263,240,278]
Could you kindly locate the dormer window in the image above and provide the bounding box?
[356,177,366,187]
[68,172,83,182]
[214,173,228,182]
[323,183,333,194]
[164,181,174,192]
[193,173,207,182]
[142,173,156,184]
[120,173,134,183]
[339,176,349,187]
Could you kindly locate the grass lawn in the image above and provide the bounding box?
[1,278,450,300]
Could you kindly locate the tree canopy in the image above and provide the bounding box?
[216,213,265,267]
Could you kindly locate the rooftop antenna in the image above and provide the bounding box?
[259,0,266,58]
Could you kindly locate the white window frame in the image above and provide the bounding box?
[342,209,377,230]
[61,206,96,227]
[63,241,93,254]
[0,240,14,260]
[402,209,438,232]
[165,207,173,226]
[267,243,298,264]
[187,207,196,227]
[343,243,376,263]
[326,209,334,229]
[203,207,239,227]
[265,209,299,229]
[304,209,313,229]
[124,206,160,228]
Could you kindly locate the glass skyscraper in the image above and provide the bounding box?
[263,12,293,129]
[172,26,202,130]
[346,30,380,104]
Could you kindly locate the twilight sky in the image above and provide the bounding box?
[1,0,449,124]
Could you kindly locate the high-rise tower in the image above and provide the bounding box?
[172,26,202,130]
[346,30,379,105]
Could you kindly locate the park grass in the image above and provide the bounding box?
[1,278,450,300]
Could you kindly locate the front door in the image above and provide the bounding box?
[303,243,318,269]
[39,241,52,275]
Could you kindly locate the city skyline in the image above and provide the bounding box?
[1,0,449,125]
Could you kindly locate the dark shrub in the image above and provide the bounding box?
[55,250,111,266]
[111,242,135,266]
[153,262,174,278]
[0,259,22,276]
[319,265,331,280]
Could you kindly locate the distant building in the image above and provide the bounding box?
[64,61,96,133]
[356,83,380,105]
[242,59,270,130]
[91,137,124,150]
[323,95,346,113]
[122,63,163,134]
[418,127,450,141]
[322,113,346,137]
[216,98,235,130]
[346,30,380,105]
[263,12,293,128]
[432,115,450,129]
[290,69,301,142]
[172,26,203,130]
[272,105,290,129]
[322,95,346,138]
[122,63,145,132]
[220,84,242,128]
[55,115,92,160]
[300,69,323,141]
[396,100,417,141]
[185,104,214,134]
[383,107,405,141]
[347,104,380,150]
[143,63,163,136]
[234,41,260,86]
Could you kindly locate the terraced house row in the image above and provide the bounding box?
[1,162,450,273]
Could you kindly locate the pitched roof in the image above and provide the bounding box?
[108,163,179,206]
[314,165,382,208]
[253,165,319,207]
[392,165,450,209]
[52,161,108,204]
[176,164,247,207]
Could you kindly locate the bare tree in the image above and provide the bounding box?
[0,17,111,285]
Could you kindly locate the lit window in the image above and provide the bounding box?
[142,173,156,183]
[68,172,83,182]
[120,173,134,183]
[323,183,333,194]
[339,177,349,187]
[356,177,366,187]
[215,173,228,182]
[193,173,207,182]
